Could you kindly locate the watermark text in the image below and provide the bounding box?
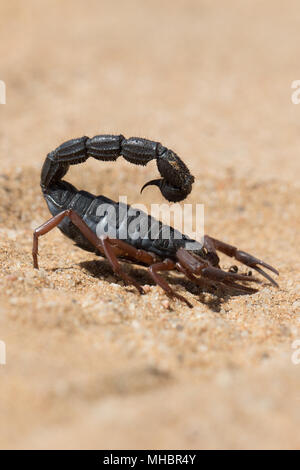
[0,340,6,365]
[0,80,6,104]
[291,339,300,365]
[96,197,204,250]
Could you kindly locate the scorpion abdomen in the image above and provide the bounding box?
[43,178,192,259]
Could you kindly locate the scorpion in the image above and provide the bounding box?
[33,134,279,307]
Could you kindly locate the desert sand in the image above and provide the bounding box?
[0,0,299,449]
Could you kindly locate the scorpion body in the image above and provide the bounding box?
[33,134,279,307]
[42,180,198,260]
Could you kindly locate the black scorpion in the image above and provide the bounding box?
[33,135,279,307]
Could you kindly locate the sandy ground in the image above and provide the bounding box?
[0,0,299,449]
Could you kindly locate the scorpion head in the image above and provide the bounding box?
[176,238,220,268]
[176,247,221,276]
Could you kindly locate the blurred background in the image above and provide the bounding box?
[1,0,300,179]
[0,0,299,449]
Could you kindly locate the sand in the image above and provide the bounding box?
[0,0,299,449]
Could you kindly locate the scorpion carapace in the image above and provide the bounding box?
[33,134,279,307]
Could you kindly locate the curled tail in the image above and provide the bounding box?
[41,134,194,202]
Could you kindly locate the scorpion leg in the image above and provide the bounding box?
[176,261,213,289]
[101,237,158,266]
[148,259,193,308]
[98,236,146,294]
[33,209,103,269]
[33,210,147,294]
[203,235,279,286]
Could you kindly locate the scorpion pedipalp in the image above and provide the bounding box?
[202,237,279,287]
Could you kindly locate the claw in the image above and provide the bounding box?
[201,265,261,284]
[236,250,279,275]
[221,280,259,295]
[235,250,279,286]
[250,265,279,287]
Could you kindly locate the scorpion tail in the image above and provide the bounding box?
[140,173,194,203]
[140,178,162,194]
